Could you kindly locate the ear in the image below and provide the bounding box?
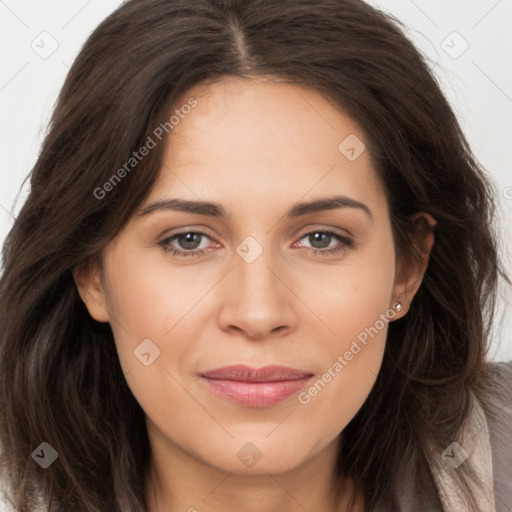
[72,259,111,323]
[391,212,437,318]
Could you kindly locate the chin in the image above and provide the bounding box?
[198,439,314,476]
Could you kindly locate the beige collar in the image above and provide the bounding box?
[429,391,496,511]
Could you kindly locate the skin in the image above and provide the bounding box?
[74,75,436,512]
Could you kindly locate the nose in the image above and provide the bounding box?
[217,248,297,340]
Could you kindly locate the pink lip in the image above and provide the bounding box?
[200,364,314,407]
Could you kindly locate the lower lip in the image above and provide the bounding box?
[200,376,313,407]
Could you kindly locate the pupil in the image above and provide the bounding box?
[179,233,201,250]
[310,233,330,249]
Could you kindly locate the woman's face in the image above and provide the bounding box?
[76,76,426,477]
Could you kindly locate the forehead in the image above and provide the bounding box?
[151,76,386,217]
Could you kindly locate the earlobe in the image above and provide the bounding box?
[72,262,110,323]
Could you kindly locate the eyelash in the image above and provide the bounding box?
[159,229,353,258]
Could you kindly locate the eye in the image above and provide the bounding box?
[159,230,216,258]
[293,230,353,257]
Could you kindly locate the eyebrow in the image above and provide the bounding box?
[138,195,374,222]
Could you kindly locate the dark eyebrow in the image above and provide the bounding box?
[287,196,373,221]
[138,195,373,222]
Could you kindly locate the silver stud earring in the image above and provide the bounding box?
[393,301,403,312]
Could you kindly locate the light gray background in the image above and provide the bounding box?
[0,0,511,365]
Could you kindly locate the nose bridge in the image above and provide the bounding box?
[219,233,296,338]
[234,235,285,305]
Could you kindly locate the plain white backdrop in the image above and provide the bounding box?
[0,0,511,365]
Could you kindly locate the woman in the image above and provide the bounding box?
[0,0,511,511]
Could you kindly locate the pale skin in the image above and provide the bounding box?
[74,76,436,512]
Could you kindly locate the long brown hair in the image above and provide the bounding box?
[0,0,509,510]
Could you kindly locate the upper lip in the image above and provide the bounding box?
[200,364,314,382]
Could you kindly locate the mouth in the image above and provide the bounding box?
[200,364,315,407]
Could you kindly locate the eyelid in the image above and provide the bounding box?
[159,225,220,241]
[292,224,353,239]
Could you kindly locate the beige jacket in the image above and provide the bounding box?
[396,360,512,512]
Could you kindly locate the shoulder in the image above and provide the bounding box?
[479,359,512,423]
[482,359,512,389]
[478,359,512,507]
[392,361,512,512]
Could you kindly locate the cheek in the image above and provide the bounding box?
[100,248,191,373]
[297,303,391,450]
[296,234,395,433]
[105,247,222,333]
[101,256,203,427]
[307,232,396,351]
